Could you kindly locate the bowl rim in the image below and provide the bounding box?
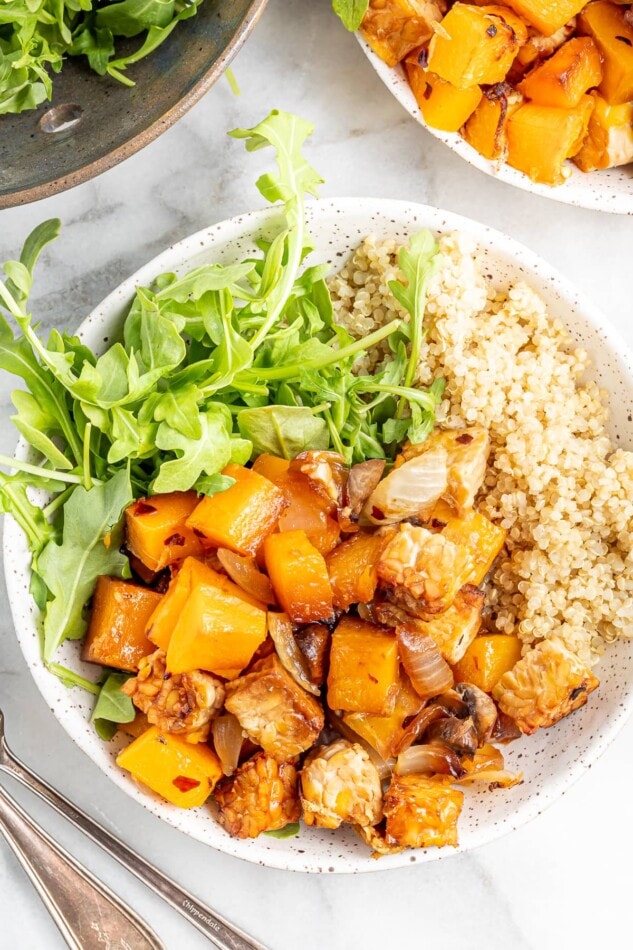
[4,196,633,872]
[0,0,269,211]
[357,37,633,216]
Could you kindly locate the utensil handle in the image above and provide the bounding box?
[0,783,163,950]
[1,744,269,950]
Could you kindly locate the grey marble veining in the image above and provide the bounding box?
[1,0,632,946]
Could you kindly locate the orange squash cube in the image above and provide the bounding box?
[326,529,394,610]
[503,0,586,36]
[462,82,523,159]
[452,633,524,693]
[578,1,633,104]
[344,674,425,759]
[83,577,161,672]
[506,97,594,183]
[116,725,222,807]
[573,92,633,170]
[251,453,290,482]
[125,492,206,572]
[264,530,334,624]
[428,4,527,89]
[406,60,483,131]
[146,558,267,676]
[360,0,445,67]
[327,616,399,715]
[185,463,287,556]
[519,37,603,107]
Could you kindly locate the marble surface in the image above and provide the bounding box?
[0,0,632,946]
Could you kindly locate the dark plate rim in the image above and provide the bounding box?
[0,0,269,210]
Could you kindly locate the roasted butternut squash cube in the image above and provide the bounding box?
[462,82,523,159]
[579,1,633,104]
[428,4,527,89]
[506,97,594,183]
[146,558,267,676]
[251,453,291,482]
[83,576,161,672]
[225,655,324,759]
[328,616,399,715]
[344,674,425,759]
[326,529,394,610]
[116,725,223,807]
[215,752,300,838]
[125,492,206,572]
[264,529,334,624]
[186,463,287,556]
[360,0,446,67]
[418,584,484,664]
[383,774,464,848]
[503,0,586,36]
[519,37,603,107]
[276,472,340,555]
[405,60,483,131]
[573,92,633,170]
[493,637,599,734]
[452,632,524,692]
[429,502,507,586]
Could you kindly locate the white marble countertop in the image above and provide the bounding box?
[1,0,633,946]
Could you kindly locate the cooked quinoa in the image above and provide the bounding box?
[329,233,633,667]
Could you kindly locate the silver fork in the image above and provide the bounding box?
[0,709,270,950]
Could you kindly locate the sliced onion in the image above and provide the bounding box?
[395,743,465,779]
[392,704,447,755]
[212,714,244,776]
[491,710,522,744]
[397,623,454,700]
[267,612,321,696]
[456,743,523,788]
[362,447,448,525]
[217,548,276,605]
[328,710,394,782]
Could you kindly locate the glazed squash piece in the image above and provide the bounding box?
[125,492,206,572]
[405,58,483,131]
[512,20,578,76]
[251,453,291,482]
[452,632,524,692]
[146,557,267,677]
[506,96,594,183]
[503,0,587,36]
[462,82,523,160]
[264,529,334,623]
[326,529,394,610]
[327,616,400,715]
[428,4,528,89]
[573,92,633,170]
[361,0,447,67]
[518,36,603,107]
[82,576,161,672]
[116,725,223,808]
[185,463,287,556]
[578,1,633,104]
[343,673,425,759]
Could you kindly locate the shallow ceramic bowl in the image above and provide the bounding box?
[360,39,633,215]
[0,0,267,209]
[4,198,633,871]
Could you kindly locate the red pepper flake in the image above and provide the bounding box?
[371,506,385,521]
[192,528,207,538]
[486,24,497,36]
[423,82,433,101]
[135,500,157,515]
[164,533,186,547]
[431,519,447,530]
[368,674,378,684]
[456,433,473,444]
[172,775,201,793]
[616,34,632,45]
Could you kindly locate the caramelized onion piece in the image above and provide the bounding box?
[267,612,321,696]
[395,743,465,779]
[362,448,448,525]
[426,716,478,756]
[455,683,497,744]
[396,623,453,700]
[212,714,244,777]
[328,711,394,782]
[491,710,522,744]
[456,743,523,788]
[217,548,275,605]
[392,704,447,755]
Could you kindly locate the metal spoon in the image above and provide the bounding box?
[0,782,164,949]
[0,709,269,950]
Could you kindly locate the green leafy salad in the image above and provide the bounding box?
[0,0,205,114]
[0,109,442,731]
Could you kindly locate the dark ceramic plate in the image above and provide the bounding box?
[0,0,267,208]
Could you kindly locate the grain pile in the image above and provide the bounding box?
[329,232,633,666]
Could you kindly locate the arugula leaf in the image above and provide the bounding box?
[238,406,329,460]
[152,406,233,493]
[91,672,135,740]
[331,0,369,31]
[38,470,132,662]
[264,822,300,839]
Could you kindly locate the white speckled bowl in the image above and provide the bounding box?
[360,39,633,215]
[4,199,633,872]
